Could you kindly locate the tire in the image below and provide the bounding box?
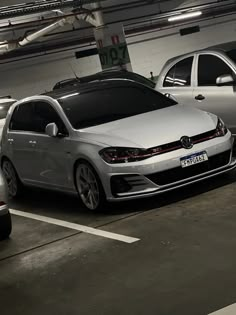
[2,159,23,198]
[75,161,106,211]
[0,211,12,240]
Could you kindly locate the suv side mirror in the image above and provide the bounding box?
[216,74,234,86]
[45,123,58,137]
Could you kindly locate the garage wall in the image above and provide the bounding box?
[0,15,235,99]
[128,15,236,77]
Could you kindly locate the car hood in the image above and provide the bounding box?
[79,105,217,148]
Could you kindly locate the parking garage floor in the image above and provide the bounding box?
[1,171,236,315]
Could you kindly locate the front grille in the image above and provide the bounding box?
[148,129,218,156]
[146,150,231,186]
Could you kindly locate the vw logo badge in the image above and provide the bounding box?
[180,136,193,149]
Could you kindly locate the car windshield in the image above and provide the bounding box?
[58,85,177,129]
[226,49,236,63]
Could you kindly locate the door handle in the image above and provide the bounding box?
[7,139,14,144]
[195,94,205,101]
[29,140,37,145]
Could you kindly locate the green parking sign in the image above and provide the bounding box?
[98,43,131,69]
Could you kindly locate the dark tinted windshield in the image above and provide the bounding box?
[226,49,236,63]
[58,85,176,129]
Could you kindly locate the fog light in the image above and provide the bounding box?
[111,176,132,196]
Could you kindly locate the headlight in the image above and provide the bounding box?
[99,146,163,164]
[215,118,228,137]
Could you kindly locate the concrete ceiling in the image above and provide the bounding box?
[0,0,234,60]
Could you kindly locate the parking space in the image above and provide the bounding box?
[0,171,236,315]
[1,2,236,314]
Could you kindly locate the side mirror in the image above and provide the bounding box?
[216,74,234,86]
[164,93,177,102]
[45,123,58,137]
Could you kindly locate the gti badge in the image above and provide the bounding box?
[180,136,193,149]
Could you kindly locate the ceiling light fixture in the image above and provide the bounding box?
[168,11,202,22]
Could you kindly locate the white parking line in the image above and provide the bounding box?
[10,209,140,244]
[209,303,236,314]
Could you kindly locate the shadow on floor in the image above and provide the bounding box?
[9,170,236,217]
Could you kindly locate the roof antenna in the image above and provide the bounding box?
[69,63,79,80]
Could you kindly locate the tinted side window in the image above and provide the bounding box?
[164,57,193,87]
[9,101,67,134]
[198,55,233,86]
[34,102,68,134]
[10,102,35,131]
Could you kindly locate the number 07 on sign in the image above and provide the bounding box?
[94,24,132,71]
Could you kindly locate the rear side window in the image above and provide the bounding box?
[163,57,193,87]
[198,54,233,86]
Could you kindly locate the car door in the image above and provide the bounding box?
[160,55,195,104]
[5,101,39,182]
[193,53,236,135]
[29,100,73,190]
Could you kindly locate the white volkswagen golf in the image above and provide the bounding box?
[1,80,235,210]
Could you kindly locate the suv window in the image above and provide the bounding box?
[10,102,35,131]
[198,54,233,86]
[10,101,68,134]
[226,49,236,63]
[34,102,67,134]
[163,57,193,87]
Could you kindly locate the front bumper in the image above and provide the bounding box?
[99,133,236,201]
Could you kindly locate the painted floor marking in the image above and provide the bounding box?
[209,303,236,314]
[10,209,140,244]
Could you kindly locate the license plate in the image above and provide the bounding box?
[180,151,208,168]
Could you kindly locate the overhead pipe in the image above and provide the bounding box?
[0,0,233,55]
[0,0,109,20]
[0,0,232,32]
[0,7,101,54]
[0,15,74,54]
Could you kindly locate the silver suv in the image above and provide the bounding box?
[156,41,236,136]
[1,80,235,211]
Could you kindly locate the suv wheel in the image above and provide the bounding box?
[75,162,105,211]
[2,159,22,198]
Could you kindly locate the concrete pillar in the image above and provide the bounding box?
[94,23,132,71]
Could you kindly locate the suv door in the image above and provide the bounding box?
[193,53,236,135]
[28,101,72,189]
[5,101,37,181]
[160,56,195,103]
[5,101,73,189]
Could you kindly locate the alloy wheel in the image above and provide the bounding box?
[2,160,18,197]
[76,163,100,210]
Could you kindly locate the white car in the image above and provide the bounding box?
[156,41,236,136]
[0,96,17,135]
[1,80,235,211]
